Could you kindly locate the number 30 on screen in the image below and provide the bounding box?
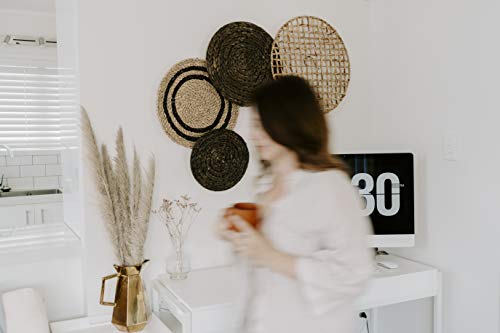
[351,172,401,217]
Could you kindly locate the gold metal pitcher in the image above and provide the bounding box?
[100,260,150,332]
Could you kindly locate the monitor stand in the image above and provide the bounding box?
[374,248,400,269]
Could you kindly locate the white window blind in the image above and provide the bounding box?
[0,53,78,151]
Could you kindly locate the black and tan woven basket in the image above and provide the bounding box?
[190,129,249,191]
[157,58,239,148]
[206,22,274,106]
[271,16,351,113]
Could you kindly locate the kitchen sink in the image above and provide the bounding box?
[0,189,63,198]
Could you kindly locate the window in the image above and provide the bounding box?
[0,48,77,152]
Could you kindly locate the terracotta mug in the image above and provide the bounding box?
[224,202,260,231]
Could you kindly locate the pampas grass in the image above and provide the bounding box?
[81,106,155,266]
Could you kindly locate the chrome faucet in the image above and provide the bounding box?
[0,144,14,158]
[0,145,13,193]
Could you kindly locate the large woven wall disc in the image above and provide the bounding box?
[206,22,273,106]
[271,16,350,113]
[190,129,249,191]
[157,58,239,148]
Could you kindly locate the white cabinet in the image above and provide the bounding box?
[34,202,63,224]
[0,206,35,228]
[0,194,63,227]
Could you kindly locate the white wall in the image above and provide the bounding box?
[0,9,56,37]
[76,1,500,332]
[0,9,57,62]
[366,1,500,333]
[77,0,369,317]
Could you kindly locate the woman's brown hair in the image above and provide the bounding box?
[252,75,348,173]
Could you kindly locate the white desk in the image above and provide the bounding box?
[361,255,442,333]
[50,314,172,333]
[152,265,245,333]
[152,255,442,333]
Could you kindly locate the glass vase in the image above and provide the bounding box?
[166,239,191,280]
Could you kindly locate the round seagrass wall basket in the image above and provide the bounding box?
[157,58,239,148]
[271,16,351,113]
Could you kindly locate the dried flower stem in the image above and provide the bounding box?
[81,107,155,266]
[153,195,201,269]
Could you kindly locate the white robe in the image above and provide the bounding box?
[242,169,374,333]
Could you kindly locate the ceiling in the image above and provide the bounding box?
[0,0,55,14]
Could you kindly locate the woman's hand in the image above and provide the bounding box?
[220,215,275,266]
[219,216,296,276]
[215,213,233,240]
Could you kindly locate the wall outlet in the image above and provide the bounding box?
[358,311,370,333]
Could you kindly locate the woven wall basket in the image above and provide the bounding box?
[190,129,249,191]
[157,58,239,148]
[271,16,350,113]
[206,21,274,106]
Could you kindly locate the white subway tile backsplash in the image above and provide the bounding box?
[34,176,60,189]
[0,166,20,178]
[21,165,45,177]
[46,164,62,176]
[33,155,58,165]
[1,152,62,191]
[7,177,34,189]
[6,155,33,166]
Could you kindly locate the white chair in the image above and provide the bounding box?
[2,288,50,333]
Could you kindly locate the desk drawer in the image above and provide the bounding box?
[191,305,241,333]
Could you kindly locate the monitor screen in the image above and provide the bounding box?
[339,153,414,236]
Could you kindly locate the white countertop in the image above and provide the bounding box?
[156,265,245,312]
[0,223,82,265]
[50,314,172,333]
[154,255,440,312]
[0,191,62,206]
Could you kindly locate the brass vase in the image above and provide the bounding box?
[100,260,150,332]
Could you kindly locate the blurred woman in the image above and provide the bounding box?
[219,76,373,333]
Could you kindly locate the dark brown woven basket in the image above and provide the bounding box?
[190,129,249,191]
[206,21,273,106]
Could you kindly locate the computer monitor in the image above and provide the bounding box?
[339,153,415,248]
